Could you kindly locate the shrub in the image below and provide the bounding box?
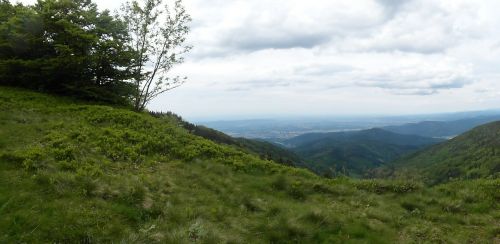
[22,146,47,171]
[355,180,421,194]
[287,181,307,200]
[271,175,288,191]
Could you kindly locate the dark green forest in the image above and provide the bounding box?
[386,121,500,185]
[0,0,135,104]
[284,128,444,177]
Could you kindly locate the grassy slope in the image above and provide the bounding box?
[155,115,308,168]
[287,129,443,177]
[0,87,498,243]
[393,121,500,185]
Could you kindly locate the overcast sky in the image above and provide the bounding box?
[17,0,500,120]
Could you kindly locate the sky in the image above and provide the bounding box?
[16,0,500,120]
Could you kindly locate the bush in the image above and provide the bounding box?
[355,180,421,194]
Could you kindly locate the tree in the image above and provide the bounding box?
[33,0,135,103]
[0,1,46,88]
[0,0,135,105]
[121,0,191,111]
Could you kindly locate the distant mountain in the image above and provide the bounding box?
[285,128,444,177]
[382,115,500,138]
[198,110,500,139]
[390,121,500,184]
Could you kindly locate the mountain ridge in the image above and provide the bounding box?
[386,121,500,184]
[285,128,444,177]
[382,115,500,138]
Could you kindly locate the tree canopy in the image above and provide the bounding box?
[0,0,190,108]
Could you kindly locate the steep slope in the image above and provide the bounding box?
[382,115,500,138]
[149,112,308,168]
[286,129,443,177]
[0,87,498,243]
[393,121,500,184]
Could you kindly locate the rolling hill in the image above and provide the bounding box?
[0,87,498,243]
[391,121,500,185]
[285,129,444,177]
[382,115,500,138]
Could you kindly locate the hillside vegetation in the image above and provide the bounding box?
[0,87,499,243]
[285,129,443,177]
[149,112,308,168]
[390,121,500,185]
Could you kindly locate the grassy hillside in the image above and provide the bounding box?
[390,121,500,185]
[286,129,443,177]
[149,112,308,168]
[0,87,498,243]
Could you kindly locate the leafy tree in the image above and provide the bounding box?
[121,0,191,111]
[33,0,135,103]
[0,0,136,104]
[0,1,46,88]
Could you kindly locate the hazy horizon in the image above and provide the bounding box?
[192,108,500,123]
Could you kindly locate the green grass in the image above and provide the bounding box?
[0,87,498,243]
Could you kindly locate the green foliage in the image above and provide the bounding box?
[0,0,135,104]
[150,111,308,168]
[287,128,443,177]
[0,87,499,243]
[354,179,422,194]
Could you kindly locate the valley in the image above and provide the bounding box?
[202,112,500,179]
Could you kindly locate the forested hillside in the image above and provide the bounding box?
[388,121,500,185]
[285,129,443,177]
[1,87,498,242]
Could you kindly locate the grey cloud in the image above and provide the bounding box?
[336,0,464,55]
[391,89,438,96]
[222,32,331,51]
[353,73,472,94]
[429,77,471,89]
[225,79,293,92]
[223,67,472,96]
[369,42,451,54]
[188,1,387,56]
[293,64,356,76]
[376,0,412,14]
